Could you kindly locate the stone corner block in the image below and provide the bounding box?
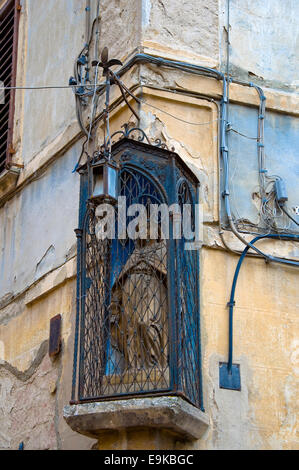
[63,396,209,441]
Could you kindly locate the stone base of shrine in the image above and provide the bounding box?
[63,396,209,450]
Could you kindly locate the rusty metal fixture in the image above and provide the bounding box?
[49,314,62,358]
[92,47,122,76]
[101,123,169,151]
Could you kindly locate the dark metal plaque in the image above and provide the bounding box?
[49,314,62,357]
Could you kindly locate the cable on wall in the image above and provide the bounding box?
[227,233,299,374]
[220,75,299,262]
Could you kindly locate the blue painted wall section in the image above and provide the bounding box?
[0,142,82,301]
[221,103,299,233]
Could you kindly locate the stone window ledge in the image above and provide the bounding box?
[0,167,20,200]
[64,396,209,441]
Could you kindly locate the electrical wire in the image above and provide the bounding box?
[73,1,101,137]
[249,83,283,232]
[227,233,299,372]
[87,60,101,141]
[0,81,220,127]
[226,0,230,120]
[141,99,219,126]
[94,0,101,61]
[2,4,295,244]
[85,1,91,48]
[225,77,294,235]
[280,205,299,227]
[227,127,259,140]
[220,76,299,262]
[0,84,102,90]
[1,2,296,259]
[69,35,298,245]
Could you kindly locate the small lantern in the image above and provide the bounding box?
[90,156,119,204]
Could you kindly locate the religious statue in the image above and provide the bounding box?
[109,237,168,372]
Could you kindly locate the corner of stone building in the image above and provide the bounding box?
[0,340,58,450]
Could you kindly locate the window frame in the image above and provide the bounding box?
[0,0,21,172]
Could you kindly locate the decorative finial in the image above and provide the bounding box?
[92,46,123,76]
[101,46,109,64]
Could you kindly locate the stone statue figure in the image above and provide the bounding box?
[109,238,168,372]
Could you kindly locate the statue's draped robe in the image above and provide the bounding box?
[110,241,168,371]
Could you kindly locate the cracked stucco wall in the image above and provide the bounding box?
[199,250,299,450]
[222,104,299,234]
[21,0,86,163]
[0,278,96,450]
[219,0,299,92]
[141,0,219,64]
[13,0,299,167]
[0,0,298,450]
[0,141,80,302]
[0,341,58,449]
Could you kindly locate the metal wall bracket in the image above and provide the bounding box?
[49,314,62,358]
[219,363,241,391]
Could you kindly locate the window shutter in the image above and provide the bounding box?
[0,0,20,172]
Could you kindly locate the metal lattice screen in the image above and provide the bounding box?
[0,0,20,172]
[73,154,202,410]
[176,182,201,406]
[78,169,170,400]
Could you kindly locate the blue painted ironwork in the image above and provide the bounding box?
[219,363,241,391]
[72,136,202,409]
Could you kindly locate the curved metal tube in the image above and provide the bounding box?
[227,234,299,372]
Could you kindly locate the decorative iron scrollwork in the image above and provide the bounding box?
[107,124,168,150]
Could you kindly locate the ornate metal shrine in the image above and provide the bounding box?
[71,48,203,410]
[71,133,203,409]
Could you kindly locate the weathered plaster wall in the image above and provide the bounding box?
[200,248,299,450]
[223,104,299,233]
[220,0,299,91]
[141,0,219,65]
[0,279,96,450]
[98,0,140,61]
[0,342,58,449]
[0,142,80,303]
[10,0,143,173]
[21,0,86,162]
[14,0,299,169]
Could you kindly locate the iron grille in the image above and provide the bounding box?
[177,181,201,406]
[72,139,203,410]
[0,0,20,172]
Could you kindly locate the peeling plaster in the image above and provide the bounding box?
[220,0,299,91]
